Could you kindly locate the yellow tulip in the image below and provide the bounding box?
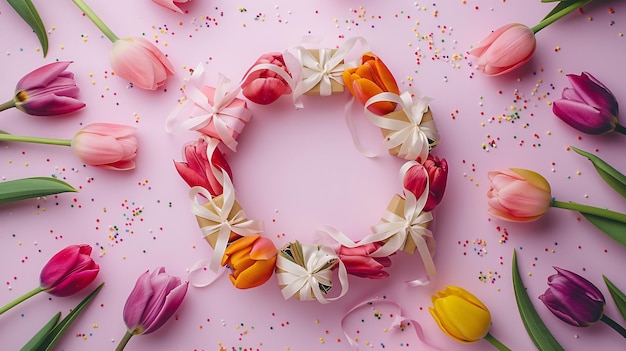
[342,53,400,115]
[429,286,492,344]
[221,234,277,289]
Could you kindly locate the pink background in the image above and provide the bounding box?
[1,0,625,350]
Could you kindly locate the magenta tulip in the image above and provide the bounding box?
[403,155,448,212]
[110,37,175,90]
[337,242,392,279]
[470,23,536,76]
[552,72,624,135]
[487,168,552,222]
[174,138,232,196]
[71,123,138,170]
[151,0,189,13]
[0,61,85,116]
[117,267,188,350]
[39,244,100,297]
[241,53,293,105]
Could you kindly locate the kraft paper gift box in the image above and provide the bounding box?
[381,194,437,255]
[303,49,345,95]
[276,241,336,301]
[380,107,436,158]
[195,194,244,248]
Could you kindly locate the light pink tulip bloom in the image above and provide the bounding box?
[71,123,138,170]
[487,168,552,222]
[110,37,175,90]
[151,0,189,13]
[470,23,536,76]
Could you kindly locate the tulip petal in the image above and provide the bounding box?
[249,237,277,260]
[46,267,99,297]
[123,270,153,332]
[553,99,616,135]
[79,123,136,138]
[229,257,276,289]
[16,61,73,91]
[567,72,618,114]
[143,281,188,334]
[72,134,126,165]
[470,24,516,57]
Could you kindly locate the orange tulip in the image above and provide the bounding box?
[221,234,277,289]
[342,53,400,115]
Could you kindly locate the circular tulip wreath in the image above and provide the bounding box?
[167,37,447,304]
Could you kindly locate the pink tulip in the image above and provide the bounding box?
[241,53,293,105]
[3,61,85,116]
[151,0,189,13]
[174,138,232,196]
[337,242,392,279]
[110,37,175,90]
[40,244,100,297]
[403,155,448,212]
[487,168,552,222]
[470,23,536,76]
[71,123,138,170]
[122,267,188,335]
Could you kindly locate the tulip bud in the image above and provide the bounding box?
[122,267,188,335]
[552,72,622,135]
[487,168,552,222]
[110,37,176,90]
[538,267,605,327]
[470,23,536,76]
[221,234,277,289]
[71,123,138,171]
[40,244,100,297]
[429,286,492,344]
[174,138,232,196]
[342,53,400,115]
[8,61,85,116]
[241,53,293,105]
[336,242,392,279]
[403,155,448,212]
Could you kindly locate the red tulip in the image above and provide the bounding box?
[403,155,448,212]
[174,138,232,196]
[40,244,100,297]
[241,53,293,105]
[337,242,392,279]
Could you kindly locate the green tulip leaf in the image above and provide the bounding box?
[571,146,626,198]
[0,177,77,205]
[40,282,104,351]
[580,213,626,247]
[512,250,565,351]
[603,275,626,323]
[538,0,592,26]
[7,0,49,57]
[20,312,61,351]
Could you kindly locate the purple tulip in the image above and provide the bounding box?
[122,267,188,335]
[538,267,605,327]
[552,72,624,135]
[5,61,85,116]
[40,244,100,297]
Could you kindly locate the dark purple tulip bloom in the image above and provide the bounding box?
[538,267,605,327]
[10,61,85,116]
[552,72,623,135]
[123,267,188,335]
[40,244,100,297]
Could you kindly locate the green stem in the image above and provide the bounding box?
[71,0,119,42]
[0,133,72,146]
[484,332,512,351]
[0,286,43,315]
[115,331,134,351]
[551,200,626,224]
[615,124,626,135]
[601,314,626,339]
[531,0,592,34]
[0,99,16,112]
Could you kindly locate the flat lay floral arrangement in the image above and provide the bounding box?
[0,0,625,350]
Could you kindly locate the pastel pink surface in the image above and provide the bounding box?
[1,1,625,351]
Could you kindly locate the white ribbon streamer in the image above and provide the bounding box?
[276,244,349,304]
[165,63,251,151]
[189,173,264,272]
[364,91,439,161]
